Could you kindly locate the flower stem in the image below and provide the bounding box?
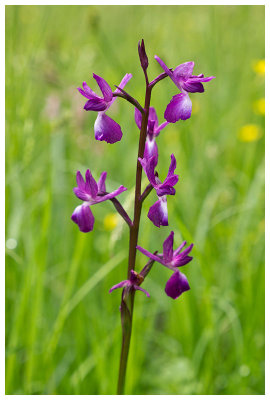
[117,83,152,395]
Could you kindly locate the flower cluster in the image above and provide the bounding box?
[73,41,214,300]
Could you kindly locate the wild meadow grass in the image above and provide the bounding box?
[5,5,264,395]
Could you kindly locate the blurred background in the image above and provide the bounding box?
[5,5,265,395]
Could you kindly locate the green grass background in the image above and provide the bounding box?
[5,5,265,395]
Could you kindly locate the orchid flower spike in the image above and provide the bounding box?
[109,269,150,297]
[71,169,127,232]
[155,56,215,122]
[137,231,193,299]
[135,106,169,167]
[78,73,132,143]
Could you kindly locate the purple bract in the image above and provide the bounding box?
[78,73,132,143]
[71,169,127,232]
[155,56,215,122]
[137,231,193,299]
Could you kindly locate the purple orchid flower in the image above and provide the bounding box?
[135,106,169,167]
[137,231,193,299]
[78,73,132,144]
[139,154,178,228]
[139,153,178,196]
[148,196,168,228]
[109,269,150,297]
[71,169,127,232]
[155,56,215,123]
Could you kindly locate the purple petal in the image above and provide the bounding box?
[77,82,98,99]
[93,73,113,102]
[147,197,168,228]
[181,79,204,93]
[164,93,192,123]
[84,98,108,111]
[156,185,176,197]
[138,156,157,187]
[163,231,174,263]
[173,62,194,79]
[133,285,150,297]
[109,280,128,293]
[82,81,97,97]
[111,73,133,105]
[134,107,142,130]
[148,107,159,128]
[168,154,177,176]
[114,73,133,93]
[165,271,190,299]
[85,169,98,198]
[172,244,194,267]
[144,138,158,167]
[136,245,164,265]
[76,171,85,190]
[97,171,107,193]
[73,187,90,201]
[94,113,123,144]
[191,76,215,83]
[71,204,95,233]
[173,241,187,257]
[154,55,173,78]
[94,185,127,204]
[155,121,169,136]
[179,243,194,258]
[173,255,193,268]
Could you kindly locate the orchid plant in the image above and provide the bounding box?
[73,40,214,394]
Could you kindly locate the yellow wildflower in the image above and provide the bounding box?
[253,59,265,76]
[238,124,262,142]
[103,213,118,231]
[253,98,265,115]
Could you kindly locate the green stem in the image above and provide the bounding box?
[117,82,152,395]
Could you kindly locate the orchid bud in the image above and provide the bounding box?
[138,39,148,71]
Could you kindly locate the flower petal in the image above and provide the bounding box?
[181,80,204,93]
[144,138,158,167]
[173,241,187,257]
[167,154,177,177]
[109,280,128,293]
[97,171,107,193]
[136,245,164,265]
[114,73,133,93]
[73,187,90,201]
[148,107,159,129]
[165,271,190,299]
[173,62,194,79]
[164,93,192,122]
[77,82,98,99]
[155,121,169,136]
[93,73,113,102]
[76,171,85,190]
[134,107,142,130]
[133,285,150,297]
[138,156,157,187]
[71,204,95,233]
[85,169,98,198]
[94,113,123,144]
[111,73,133,105]
[154,55,173,79]
[94,185,127,203]
[84,98,108,111]
[147,197,168,228]
[163,231,174,263]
